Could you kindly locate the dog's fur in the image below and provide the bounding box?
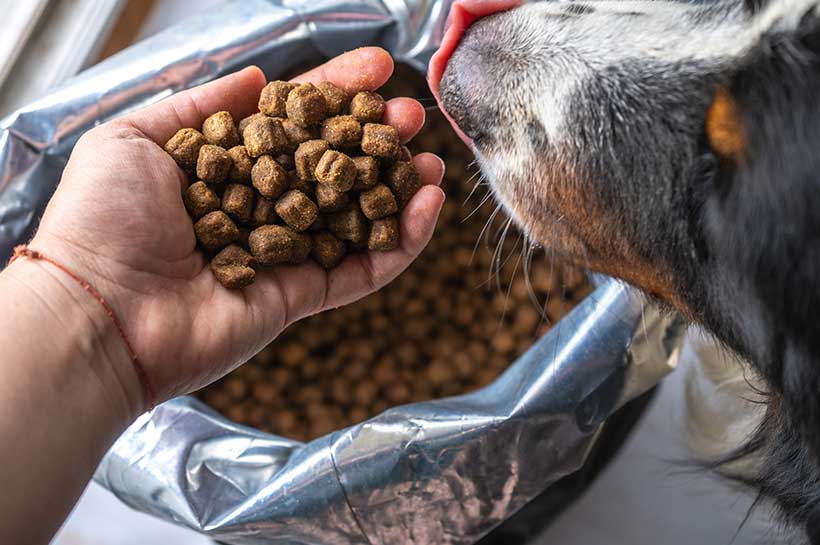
[439,0,820,541]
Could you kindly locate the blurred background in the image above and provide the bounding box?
[0,1,786,544]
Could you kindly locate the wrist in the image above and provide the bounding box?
[1,254,143,427]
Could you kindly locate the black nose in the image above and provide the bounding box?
[438,18,506,144]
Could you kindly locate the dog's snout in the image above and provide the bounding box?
[438,15,513,145]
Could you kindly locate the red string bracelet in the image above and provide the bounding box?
[9,244,155,410]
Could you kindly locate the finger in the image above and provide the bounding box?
[383,98,426,143]
[291,47,394,94]
[322,154,446,308]
[122,66,266,145]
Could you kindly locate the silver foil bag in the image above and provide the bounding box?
[0,1,686,543]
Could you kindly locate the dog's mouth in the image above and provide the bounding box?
[428,0,522,146]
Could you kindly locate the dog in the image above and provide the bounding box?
[430,0,820,542]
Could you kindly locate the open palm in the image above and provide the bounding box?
[32,48,445,405]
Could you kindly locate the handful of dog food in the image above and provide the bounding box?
[164,80,422,289]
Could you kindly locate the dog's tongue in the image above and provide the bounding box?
[428,0,522,145]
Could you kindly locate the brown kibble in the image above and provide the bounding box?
[249,225,312,265]
[258,81,296,117]
[315,150,356,192]
[280,119,317,153]
[165,128,205,171]
[222,184,254,224]
[359,184,398,220]
[317,81,349,116]
[251,155,288,199]
[361,123,400,159]
[315,184,350,213]
[353,379,379,407]
[226,145,254,183]
[288,171,314,197]
[252,197,278,227]
[286,83,328,127]
[204,390,231,411]
[224,377,248,400]
[328,206,367,244]
[202,111,239,149]
[211,244,256,289]
[274,190,318,232]
[350,91,386,123]
[281,342,308,367]
[196,144,231,185]
[183,181,220,218]
[276,153,296,170]
[294,140,330,181]
[368,217,399,251]
[244,117,288,158]
[311,232,346,269]
[194,211,240,252]
[252,382,278,404]
[321,115,361,148]
[352,156,379,190]
[385,160,422,205]
[238,112,268,135]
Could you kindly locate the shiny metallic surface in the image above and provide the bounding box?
[96,281,683,544]
[0,1,685,543]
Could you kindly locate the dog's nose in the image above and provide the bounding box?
[428,0,522,146]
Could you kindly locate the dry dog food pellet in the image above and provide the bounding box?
[315,184,349,213]
[295,140,330,181]
[286,83,328,127]
[196,144,231,185]
[352,156,379,190]
[252,196,278,227]
[249,225,310,265]
[238,112,268,136]
[328,206,367,244]
[184,181,220,219]
[321,115,362,148]
[258,81,296,117]
[165,128,206,172]
[385,161,422,205]
[359,184,398,220]
[167,77,422,289]
[317,82,350,116]
[194,211,240,252]
[210,244,256,289]
[276,153,295,170]
[361,123,400,159]
[288,173,315,198]
[251,155,288,199]
[226,145,254,183]
[202,111,239,149]
[282,119,318,152]
[368,216,399,251]
[244,117,288,158]
[315,150,356,192]
[222,184,254,225]
[274,190,318,232]
[350,91,386,123]
[311,231,347,269]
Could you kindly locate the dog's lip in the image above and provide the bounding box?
[428,0,522,146]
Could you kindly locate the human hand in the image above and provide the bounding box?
[27,48,445,412]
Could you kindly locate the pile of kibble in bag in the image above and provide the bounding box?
[164,80,420,288]
[196,67,593,442]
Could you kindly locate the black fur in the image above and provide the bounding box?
[700,12,820,541]
[440,3,820,542]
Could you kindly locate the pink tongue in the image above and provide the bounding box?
[428,0,522,145]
